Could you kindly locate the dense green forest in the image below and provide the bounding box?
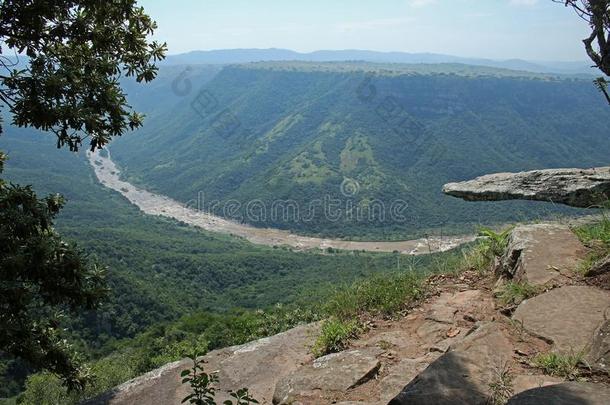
[0,127,435,400]
[111,62,604,239]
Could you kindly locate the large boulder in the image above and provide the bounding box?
[443,166,610,208]
[85,323,319,405]
[497,224,588,286]
[507,382,610,404]
[512,286,610,353]
[273,348,383,404]
[388,323,514,405]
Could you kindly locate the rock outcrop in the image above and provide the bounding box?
[497,223,588,286]
[389,323,514,405]
[587,316,610,374]
[442,166,610,208]
[85,323,320,405]
[273,348,383,404]
[512,286,610,352]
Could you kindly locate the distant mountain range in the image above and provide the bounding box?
[163,48,595,75]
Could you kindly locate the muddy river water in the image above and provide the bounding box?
[88,150,475,255]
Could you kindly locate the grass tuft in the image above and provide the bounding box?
[312,318,361,357]
[488,361,514,405]
[574,214,610,275]
[532,351,584,379]
[498,281,539,306]
[460,227,513,274]
[324,271,424,320]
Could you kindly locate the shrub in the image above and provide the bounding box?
[312,318,361,357]
[461,227,513,273]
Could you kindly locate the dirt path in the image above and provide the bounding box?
[88,150,475,254]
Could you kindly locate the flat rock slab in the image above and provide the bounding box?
[377,354,441,402]
[443,166,610,208]
[511,374,564,395]
[85,323,319,405]
[273,348,383,404]
[499,224,588,286]
[389,322,514,405]
[512,286,610,353]
[507,382,610,405]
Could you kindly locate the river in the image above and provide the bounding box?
[88,150,475,255]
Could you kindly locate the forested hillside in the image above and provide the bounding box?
[0,128,415,398]
[112,62,605,239]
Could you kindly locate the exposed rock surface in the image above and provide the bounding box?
[388,323,514,405]
[512,286,610,352]
[587,316,610,374]
[273,348,383,404]
[498,224,588,286]
[86,222,610,405]
[589,254,610,276]
[85,323,320,405]
[443,166,610,208]
[507,382,610,405]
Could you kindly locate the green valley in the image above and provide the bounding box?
[111,62,607,239]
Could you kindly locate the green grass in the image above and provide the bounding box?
[460,227,513,274]
[574,214,610,275]
[323,271,424,321]
[498,281,539,306]
[312,318,361,357]
[532,351,584,379]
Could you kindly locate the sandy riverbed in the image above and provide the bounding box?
[88,150,475,255]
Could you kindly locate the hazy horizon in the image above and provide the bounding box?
[140,0,592,62]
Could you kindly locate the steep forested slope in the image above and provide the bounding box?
[112,62,607,238]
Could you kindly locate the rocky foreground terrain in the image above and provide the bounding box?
[85,220,610,404]
[86,166,610,404]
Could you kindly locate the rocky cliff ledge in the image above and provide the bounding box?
[443,166,610,208]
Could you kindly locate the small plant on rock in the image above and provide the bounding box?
[181,353,259,405]
[532,350,585,379]
[226,388,259,405]
[181,353,219,405]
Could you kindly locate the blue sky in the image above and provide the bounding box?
[140,0,590,61]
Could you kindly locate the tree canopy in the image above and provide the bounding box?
[0,0,165,390]
[0,0,167,150]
